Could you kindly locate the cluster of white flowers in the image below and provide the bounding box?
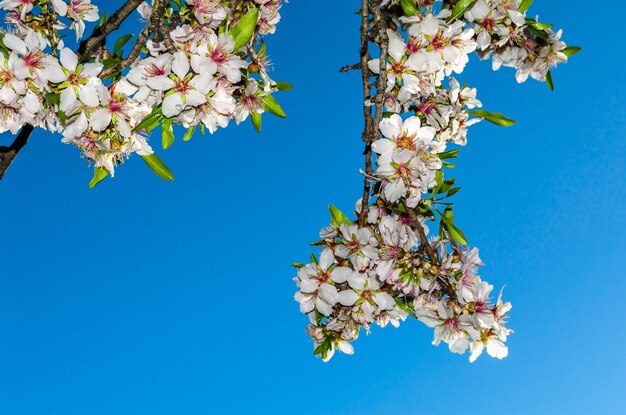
[0,0,286,180]
[295,0,574,362]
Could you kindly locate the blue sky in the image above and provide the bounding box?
[1,1,625,414]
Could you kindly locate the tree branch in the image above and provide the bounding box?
[408,208,438,262]
[77,0,145,61]
[358,0,388,227]
[0,124,34,180]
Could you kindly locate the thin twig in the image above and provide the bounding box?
[77,0,145,61]
[340,63,361,73]
[408,208,438,262]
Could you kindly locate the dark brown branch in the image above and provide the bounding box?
[340,63,361,73]
[77,0,145,61]
[358,0,388,227]
[0,124,34,180]
[408,208,438,262]
[357,0,373,227]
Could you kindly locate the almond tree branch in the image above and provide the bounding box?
[0,124,34,180]
[358,0,388,227]
[77,0,145,61]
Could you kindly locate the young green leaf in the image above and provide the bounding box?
[563,46,581,57]
[89,168,109,189]
[113,34,134,54]
[275,81,293,91]
[520,0,533,12]
[449,0,475,21]
[469,109,516,127]
[141,154,174,181]
[261,95,287,118]
[329,204,352,227]
[183,125,196,142]
[229,8,259,51]
[162,118,175,149]
[251,112,262,132]
[400,0,418,16]
[546,70,555,91]
[132,106,163,132]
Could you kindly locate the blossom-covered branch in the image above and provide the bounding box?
[0,0,289,184]
[294,0,579,362]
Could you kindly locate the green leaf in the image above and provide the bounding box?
[251,112,262,132]
[258,40,267,59]
[132,106,163,132]
[526,25,548,40]
[449,0,475,21]
[520,0,533,12]
[261,95,287,118]
[395,297,417,319]
[329,205,352,228]
[563,46,581,57]
[275,81,293,91]
[113,34,134,54]
[400,0,418,16]
[89,168,109,189]
[525,18,553,31]
[99,12,107,27]
[446,187,461,198]
[141,154,174,181]
[436,208,468,245]
[291,262,305,269]
[438,149,460,160]
[229,8,259,51]
[546,70,554,91]
[469,109,516,127]
[183,125,196,142]
[162,118,175,149]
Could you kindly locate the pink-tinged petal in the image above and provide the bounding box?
[318,283,338,305]
[50,0,68,16]
[486,338,508,359]
[315,297,333,317]
[89,108,112,132]
[380,114,403,139]
[172,52,189,79]
[78,84,99,107]
[367,58,380,74]
[338,290,359,306]
[185,90,206,107]
[371,139,394,155]
[337,341,354,355]
[319,248,334,270]
[404,116,422,136]
[162,93,184,117]
[450,336,469,354]
[190,55,217,75]
[81,62,103,78]
[41,59,66,83]
[330,267,351,284]
[59,87,77,112]
[299,278,318,294]
[469,341,484,363]
[347,272,365,290]
[147,76,175,91]
[373,292,395,310]
[60,48,78,71]
[2,33,26,54]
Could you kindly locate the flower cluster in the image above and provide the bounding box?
[295,0,576,362]
[0,0,287,181]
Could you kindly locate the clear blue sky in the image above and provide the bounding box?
[1,1,625,414]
